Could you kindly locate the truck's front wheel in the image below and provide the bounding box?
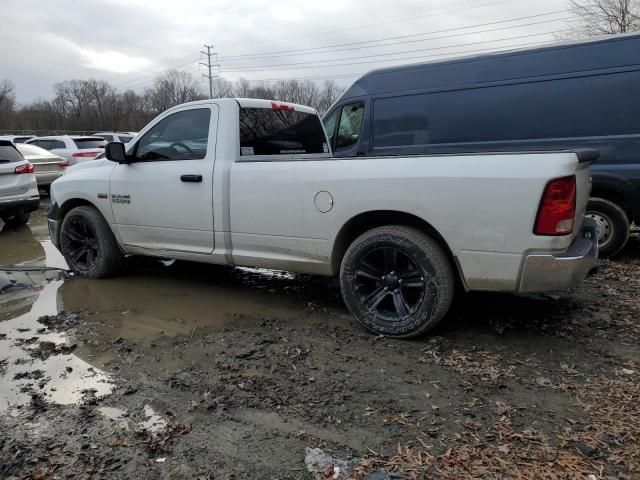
[60,206,125,278]
[340,226,455,338]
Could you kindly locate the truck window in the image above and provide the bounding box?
[335,103,364,150]
[135,108,211,161]
[239,107,327,156]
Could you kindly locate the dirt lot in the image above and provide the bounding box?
[1,203,638,479]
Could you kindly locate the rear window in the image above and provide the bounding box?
[13,137,33,144]
[73,138,106,149]
[239,107,327,156]
[118,135,133,143]
[0,144,24,163]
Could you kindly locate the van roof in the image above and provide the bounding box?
[337,32,640,102]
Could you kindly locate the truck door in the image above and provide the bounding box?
[109,104,218,254]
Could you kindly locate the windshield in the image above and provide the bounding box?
[73,138,106,149]
[0,143,24,163]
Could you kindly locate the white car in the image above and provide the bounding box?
[25,136,105,165]
[48,98,598,338]
[94,132,137,144]
[0,135,35,144]
[0,140,39,227]
[15,143,68,192]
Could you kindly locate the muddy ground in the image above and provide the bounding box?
[0,202,638,479]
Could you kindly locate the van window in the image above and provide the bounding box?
[136,109,211,161]
[239,107,327,156]
[373,71,640,149]
[336,103,364,150]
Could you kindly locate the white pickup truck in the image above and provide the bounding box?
[48,98,598,337]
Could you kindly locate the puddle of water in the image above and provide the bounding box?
[139,404,167,433]
[1,204,344,407]
[1,214,111,412]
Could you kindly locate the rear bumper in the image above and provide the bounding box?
[519,218,599,292]
[35,172,63,187]
[0,198,40,217]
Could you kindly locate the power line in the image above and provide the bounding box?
[220,30,564,73]
[216,0,517,50]
[219,38,560,79]
[217,10,570,61]
[200,45,219,99]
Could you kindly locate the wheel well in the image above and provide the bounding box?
[54,199,99,243]
[331,210,463,285]
[590,188,633,221]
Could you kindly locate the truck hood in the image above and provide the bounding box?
[66,159,111,172]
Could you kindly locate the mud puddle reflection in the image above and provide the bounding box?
[1,211,114,412]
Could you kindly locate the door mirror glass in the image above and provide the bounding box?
[336,103,364,150]
[105,142,128,164]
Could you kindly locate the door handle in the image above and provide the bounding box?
[181,174,202,183]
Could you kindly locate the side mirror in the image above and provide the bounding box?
[105,142,129,164]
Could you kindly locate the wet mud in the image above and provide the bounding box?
[0,203,638,479]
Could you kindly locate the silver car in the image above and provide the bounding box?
[0,141,39,227]
[15,143,68,192]
[25,135,106,165]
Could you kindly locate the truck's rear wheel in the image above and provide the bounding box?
[339,226,455,338]
[586,197,629,258]
[60,206,125,278]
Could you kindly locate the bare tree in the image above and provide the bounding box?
[212,78,234,98]
[316,80,344,115]
[144,70,204,114]
[234,78,252,98]
[566,0,640,36]
[0,79,16,129]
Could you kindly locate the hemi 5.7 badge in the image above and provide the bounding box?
[111,194,131,204]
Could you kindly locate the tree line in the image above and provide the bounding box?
[0,71,344,134]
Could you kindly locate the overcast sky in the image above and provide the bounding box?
[2,0,568,103]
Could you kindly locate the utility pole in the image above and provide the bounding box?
[200,44,219,99]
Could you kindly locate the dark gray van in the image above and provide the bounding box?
[323,33,640,257]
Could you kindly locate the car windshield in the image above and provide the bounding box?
[73,138,106,149]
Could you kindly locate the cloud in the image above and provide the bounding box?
[1,0,564,103]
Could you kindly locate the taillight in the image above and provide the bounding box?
[271,102,294,111]
[72,151,98,158]
[534,175,576,236]
[58,161,70,168]
[14,163,35,174]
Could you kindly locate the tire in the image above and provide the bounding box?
[339,226,455,338]
[3,212,30,227]
[586,197,630,258]
[60,206,125,278]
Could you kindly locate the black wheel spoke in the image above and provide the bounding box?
[356,262,384,281]
[65,228,84,242]
[392,290,410,317]
[400,271,425,288]
[383,248,398,271]
[364,287,388,310]
[71,247,88,264]
[86,249,97,266]
[354,245,429,322]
